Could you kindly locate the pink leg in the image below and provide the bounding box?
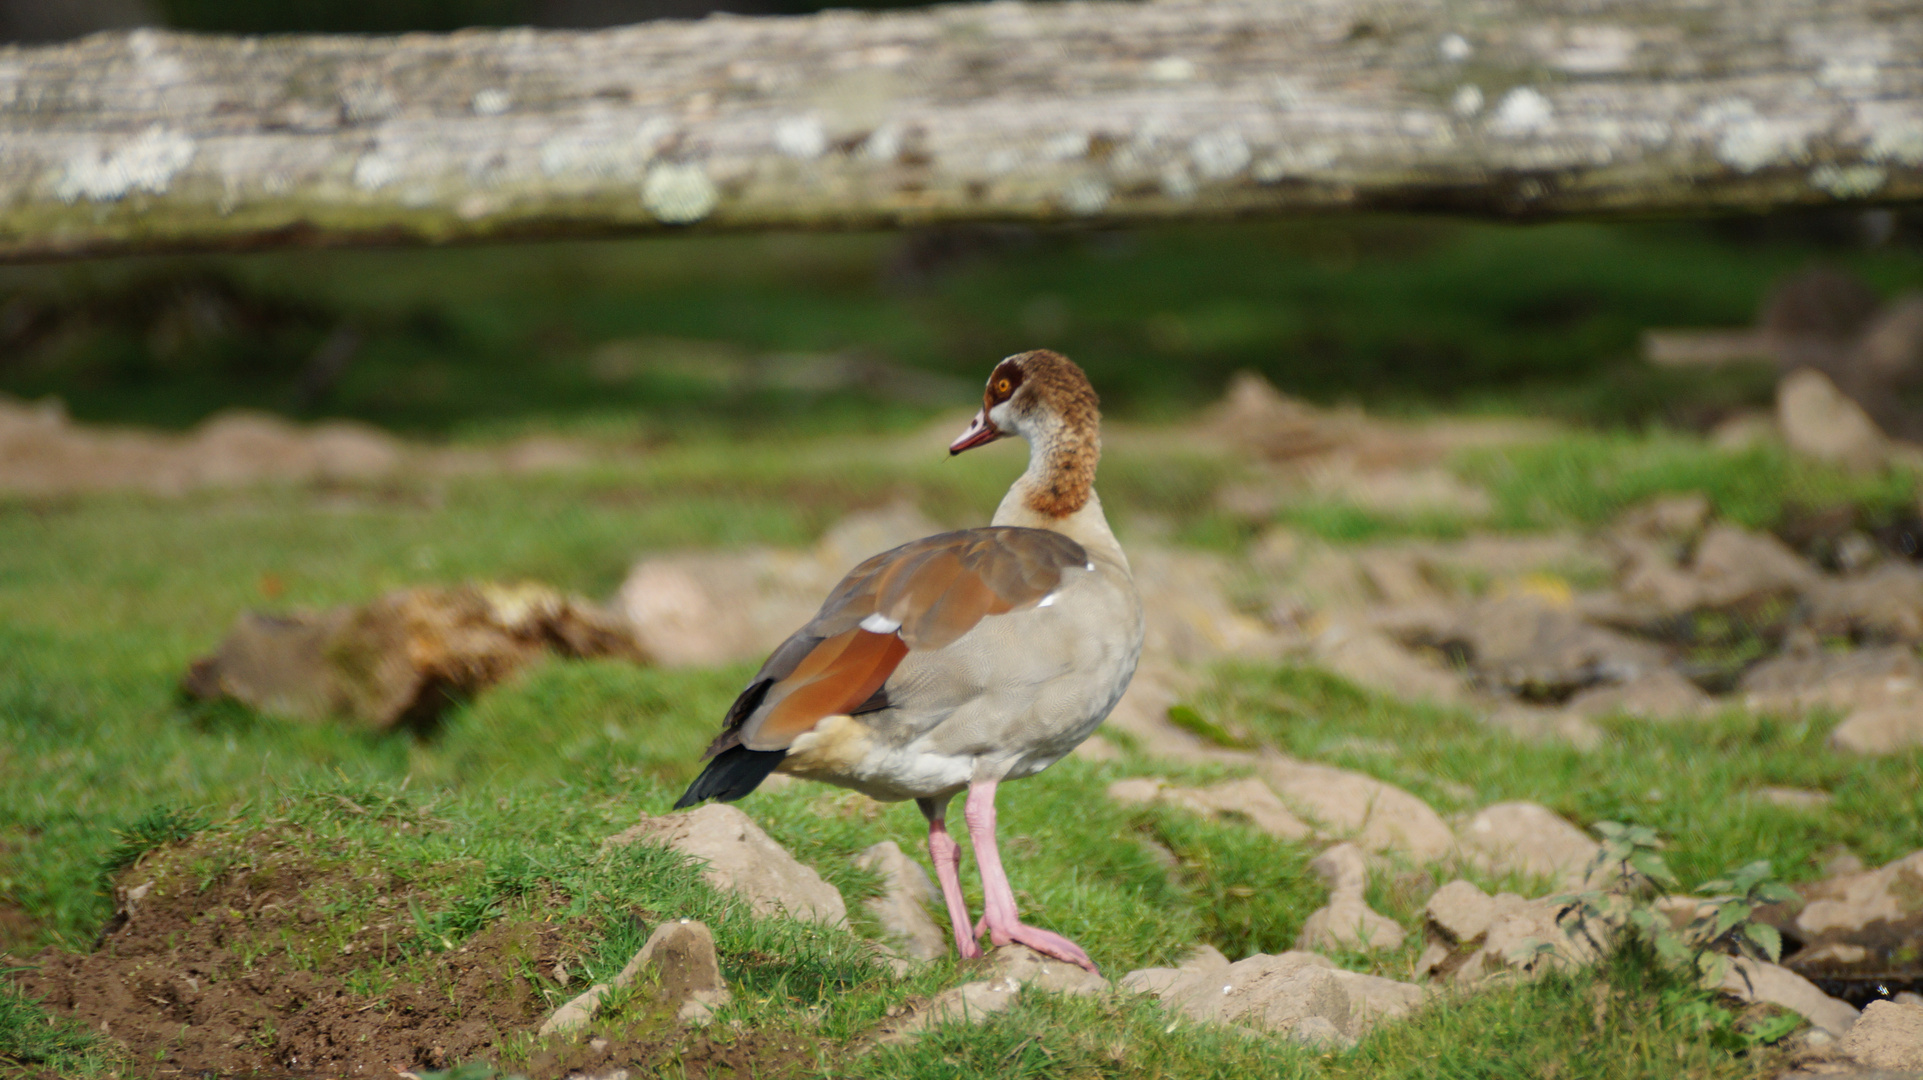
[961,778,1098,973]
[920,798,982,960]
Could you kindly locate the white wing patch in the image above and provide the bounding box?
[1037,592,1058,608]
[860,612,903,634]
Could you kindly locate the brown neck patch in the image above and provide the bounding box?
[1002,350,1101,518]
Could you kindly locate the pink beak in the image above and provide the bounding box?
[949,410,1003,455]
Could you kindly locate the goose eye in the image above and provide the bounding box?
[996,378,1012,395]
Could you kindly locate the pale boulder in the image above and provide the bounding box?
[1311,621,1467,705]
[1829,704,1923,755]
[855,841,948,963]
[1741,645,1923,716]
[1296,843,1406,953]
[1125,948,1424,1043]
[1795,851,1923,938]
[1455,802,1600,891]
[1777,367,1888,472]
[1564,669,1712,721]
[1261,758,1456,863]
[1107,776,1316,842]
[605,804,847,926]
[538,919,731,1035]
[1842,1000,1923,1071]
[1418,879,1605,986]
[1688,523,1822,608]
[885,944,1106,1041]
[1719,957,1859,1037]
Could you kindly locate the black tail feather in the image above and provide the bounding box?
[673,746,787,809]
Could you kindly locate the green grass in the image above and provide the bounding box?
[1460,434,1923,534]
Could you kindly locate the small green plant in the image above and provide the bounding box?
[1559,823,1800,992]
[1677,860,1800,984]
[1661,988,1803,1051]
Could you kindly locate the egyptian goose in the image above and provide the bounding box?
[675,350,1143,972]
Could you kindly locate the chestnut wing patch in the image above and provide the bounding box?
[704,527,1088,757]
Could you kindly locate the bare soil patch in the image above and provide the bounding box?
[13,827,568,1078]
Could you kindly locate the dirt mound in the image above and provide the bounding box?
[12,826,568,1078]
[9,823,833,1079]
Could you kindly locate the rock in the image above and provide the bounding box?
[1740,645,1923,716]
[1720,957,1859,1037]
[1327,969,1427,1036]
[1183,953,1352,1037]
[630,920,733,1024]
[1311,622,1467,704]
[1126,947,1424,1042]
[1261,757,1456,863]
[1778,368,1889,472]
[538,919,731,1036]
[1132,548,1284,664]
[1610,521,1825,618]
[1353,549,1447,606]
[1689,523,1824,608]
[1309,842,1371,894]
[1297,843,1406,953]
[1611,537,1709,617]
[1108,776,1316,842]
[1425,879,1498,945]
[855,841,947,963]
[1829,705,1923,755]
[1784,852,1923,1014]
[1613,493,1713,543]
[1419,880,1605,987]
[615,552,819,667]
[1795,851,1923,939]
[1457,595,1665,699]
[1755,787,1835,810]
[1126,948,1424,1043]
[1842,1000,1923,1071]
[1809,563,1923,643]
[605,804,847,926]
[1456,802,1600,891]
[1481,704,1606,751]
[1119,943,1231,998]
[180,583,647,730]
[1178,943,1232,973]
[887,944,1106,1040]
[1207,372,1350,461]
[812,502,946,579]
[1297,891,1405,954]
[616,503,946,668]
[1564,669,1713,721]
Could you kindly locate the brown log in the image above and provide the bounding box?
[3,0,1921,260]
